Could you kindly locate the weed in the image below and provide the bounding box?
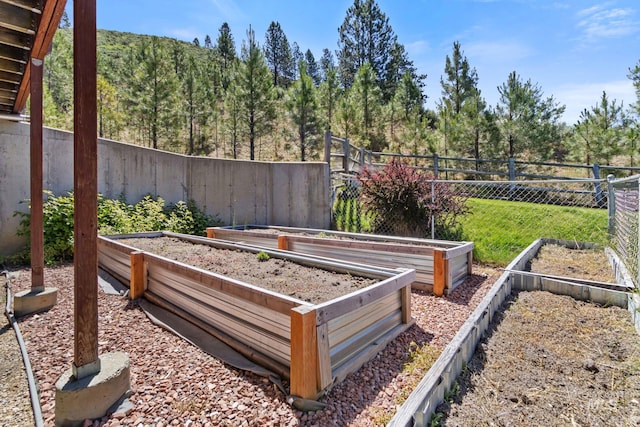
[256,251,270,262]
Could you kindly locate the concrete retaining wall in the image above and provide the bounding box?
[0,121,330,256]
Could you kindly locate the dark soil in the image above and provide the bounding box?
[119,237,379,304]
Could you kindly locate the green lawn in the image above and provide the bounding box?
[460,198,609,266]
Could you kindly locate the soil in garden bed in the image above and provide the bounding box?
[529,243,617,283]
[435,290,640,426]
[118,237,379,304]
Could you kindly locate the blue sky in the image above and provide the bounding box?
[75,0,639,124]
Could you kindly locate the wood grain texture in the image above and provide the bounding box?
[29,57,43,291]
[290,306,318,399]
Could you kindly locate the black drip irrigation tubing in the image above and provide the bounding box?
[2,270,45,427]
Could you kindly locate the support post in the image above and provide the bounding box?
[401,285,411,324]
[592,163,603,207]
[73,0,99,377]
[433,154,439,177]
[290,306,318,399]
[130,251,146,300]
[277,235,288,251]
[433,249,446,297]
[30,57,44,292]
[206,227,215,239]
[343,138,350,174]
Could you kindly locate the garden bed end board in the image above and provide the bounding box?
[207,225,474,296]
[388,238,638,426]
[97,232,416,400]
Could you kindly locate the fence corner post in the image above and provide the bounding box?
[324,131,331,164]
[607,174,616,235]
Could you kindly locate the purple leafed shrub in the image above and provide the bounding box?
[357,159,469,238]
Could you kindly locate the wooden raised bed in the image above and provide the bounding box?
[207,225,474,296]
[97,231,415,399]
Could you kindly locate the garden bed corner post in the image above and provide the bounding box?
[290,306,320,399]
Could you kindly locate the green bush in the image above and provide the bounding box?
[13,192,220,265]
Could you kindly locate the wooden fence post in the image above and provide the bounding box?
[433,249,447,297]
[343,138,350,174]
[130,251,146,300]
[290,306,318,399]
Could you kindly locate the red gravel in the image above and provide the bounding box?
[11,263,499,426]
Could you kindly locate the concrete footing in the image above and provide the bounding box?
[13,287,58,317]
[55,352,131,427]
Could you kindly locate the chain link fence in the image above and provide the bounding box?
[608,176,640,287]
[332,174,610,265]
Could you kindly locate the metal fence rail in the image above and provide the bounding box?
[608,175,640,287]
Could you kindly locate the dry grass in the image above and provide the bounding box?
[530,244,617,283]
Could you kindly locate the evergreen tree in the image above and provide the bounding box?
[337,0,417,98]
[238,26,276,160]
[192,37,200,47]
[286,63,322,161]
[291,42,303,80]
[305,49,321,86]
[216,23,236,70]
[319,65,340,131]
[204,35,213,49]
[97,74,124,140]
[351,63,383,150]
[264,21,293,87]
[59,10,71,29]
[320,48,335,82]
[572,91,624,164]
[225,61,244,159]
[441,41,478,115]
[496,71,565,160]
[127,36,180,150]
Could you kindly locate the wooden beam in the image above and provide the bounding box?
[73,0,99,375]
[290,306,319,399]
[29,57,43,292]
[13,0,67,113]
[277,235,288,250]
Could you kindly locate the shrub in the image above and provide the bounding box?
[357,159,469,238]
[13,192,220,265]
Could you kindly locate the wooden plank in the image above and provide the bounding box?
[433,250,446,297]
[29,57,43,292]
[72,0,98,373]
[290,306,318,399]
[129,251,146,299]
[316,322,332,391]
[314,269,415,324]
[98,235,140,254]
[441,241,474,260]
[401,285,411,324]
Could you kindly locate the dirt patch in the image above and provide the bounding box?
[119,237,379,304]
[530,244,616,282]
[436,290,640,426]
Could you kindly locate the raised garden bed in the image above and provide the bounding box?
[389,238,639,426]
[97,231,415,399]
[207,225,474,296]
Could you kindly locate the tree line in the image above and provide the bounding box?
[43,0,640,166]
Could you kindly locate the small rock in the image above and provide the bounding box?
[583,359,599,373]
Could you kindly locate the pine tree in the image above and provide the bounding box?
[204,35,213,49]
[319,65,340,131]
[286,63,322,161]
[264,21,293,87]
[225,62,244,159]
[291,42,303,80]
[238,26,276,160]
[572,91,624,164]
[351,63,383,150]
[216,23,236,71]
[496,71,565,160]
[337,0,416,98]
[320,48,335,82]
[441,41,478,115]
[305,50,321,86]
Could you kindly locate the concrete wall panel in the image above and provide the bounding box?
[0,122,330,256]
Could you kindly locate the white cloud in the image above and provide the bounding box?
[554,79,635,124]
[576,4,639,41]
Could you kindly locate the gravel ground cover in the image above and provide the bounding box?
[4,257,497,426]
